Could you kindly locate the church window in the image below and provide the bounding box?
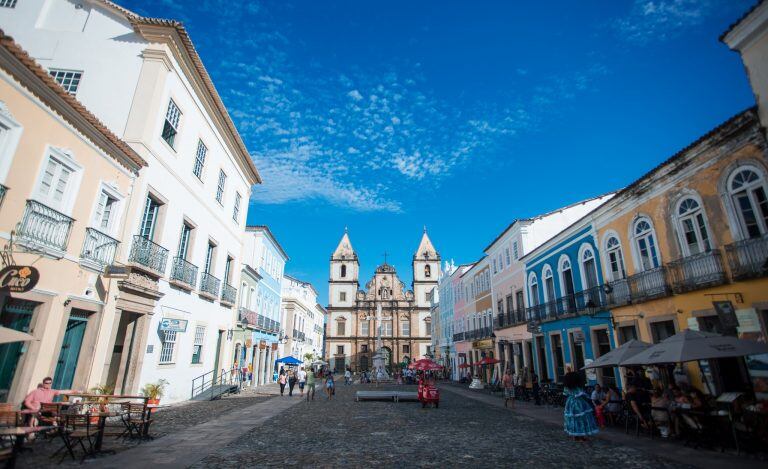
[336,345,344,355]
[382,321,393,336]
[401,320,410,336]
[425,265,431,277]
[336,320,346,336]
[361,320,369,335]
[340,264,347,278]
[402,344,410,354]
[339,291,346,302]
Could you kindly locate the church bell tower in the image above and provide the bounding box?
[412,228,440,308]
[329,229,359,308]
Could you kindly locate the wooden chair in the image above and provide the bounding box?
[120,403,151,439]
[58,411,100,462]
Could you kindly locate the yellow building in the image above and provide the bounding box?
[592,109,768,394]
[0,33,146,403]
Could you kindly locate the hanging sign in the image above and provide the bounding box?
[0,265,39,293]
[259,340,267,350]
[713,301,739,333]
[271,343,278,351]
[159,318,188,332]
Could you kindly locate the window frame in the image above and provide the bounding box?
[673,195,713,256]
[216,169,227,204]
[159,330,177,364]
[631,217,661,272]
[161,99,182,149]
[193,139,207,179]
[33,146,83,214]
[602,232,626,281]
[48,68,83,95]
[725,165,768,240]
[191,325,205,364]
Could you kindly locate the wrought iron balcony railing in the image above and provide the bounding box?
[627,266,670,303]
[17,200,74,251]
[668,250,727,293]
[221,283,237,304]
[238,307,257,326]
[604,278,632,307]
[725,235,768,280]
[171,257,198,288]
[200,272,220,297]
[453,332,465,342]
[81,227,119,266]
[128,235,168,275]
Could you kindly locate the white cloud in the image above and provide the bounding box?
[347,89,363,101]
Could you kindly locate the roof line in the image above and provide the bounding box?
[0,29,146,171]
[246,225,289,261]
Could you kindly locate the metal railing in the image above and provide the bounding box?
[191,368,242,400]
[627,266,670,302]
[668,250,727,293]
[200,272,221,297]
[604,278,631,307]
[171,257,198,288]
[81,227,119,266]
[453,332,465,342]
[128,235,168,274]
[221,283,237,304]
[0,184,7,208]
[725,235,768,280]
[238,307,257,326]
[17,200,74,251]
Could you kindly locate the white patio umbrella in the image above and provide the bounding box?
[622,329,768,366]
[582,339,652,369]
[0,326,35,344]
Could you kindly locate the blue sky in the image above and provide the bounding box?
[124,0,756,305]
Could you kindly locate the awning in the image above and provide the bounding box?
[276,356,303,365]
[622,330,768,365]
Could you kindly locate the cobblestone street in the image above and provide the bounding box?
[195,383,689,468]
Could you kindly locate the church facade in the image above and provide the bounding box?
[325,230,440,373]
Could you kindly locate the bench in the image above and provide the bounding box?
[355,391,419,402]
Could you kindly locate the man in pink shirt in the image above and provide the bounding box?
[23,377,74,425]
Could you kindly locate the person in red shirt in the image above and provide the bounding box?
[23,377,75,425]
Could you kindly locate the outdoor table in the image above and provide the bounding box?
[142,404,168,439]
[88,411,120,454]
[0,426,56,468]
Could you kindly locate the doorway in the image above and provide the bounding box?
[52,310,89,390]
[535,336,548,381]
[569,331,586,376]
[551,334,565,382]
[0,299,36,401]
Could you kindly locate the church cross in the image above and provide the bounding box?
[383,251,388,264]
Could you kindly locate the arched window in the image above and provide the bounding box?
[580,244,599,289]
[340,264,347,278]
[542,265,555,303]
[633,218,660,271]
[558,256,576,309]
[425,265,431,278]
[675,197,712,256]
[528,273,539,307]
[728,167,768,239]
[604,235,626,280]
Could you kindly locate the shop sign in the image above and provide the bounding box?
[572,330,585,343]
[0,265,39,293]
[259,340,267,350]
[159,318,188,332]
[713,301,739,333]
[271,343,278,351]
[473,339,493,349]
[103,265,129,278]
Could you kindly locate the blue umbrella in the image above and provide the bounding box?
[276,356,303,365]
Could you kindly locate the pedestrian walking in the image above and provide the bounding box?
[344,367,352,385]
[562,371,599,441]
[278,370,287,396]
[288,369,297,396]
[325,372,335,400]
[502,369,515,408]
[306,368,316,402]
[297,367,307,396]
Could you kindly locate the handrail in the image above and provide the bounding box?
[191,368,242,400]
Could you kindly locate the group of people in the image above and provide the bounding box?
[277,366,336,401]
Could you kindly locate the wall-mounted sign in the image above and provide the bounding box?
[572,330,585,343]
[159,318,188,332]
[271,343,278,351]
[104,265,129,278]
[0,265,39,293]
[259,340,267,350]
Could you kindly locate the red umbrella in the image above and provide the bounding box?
[458,363,471,369]
[478,357,500,365]
[415,361,442,371]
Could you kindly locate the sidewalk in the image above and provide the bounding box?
[440,383,766,469]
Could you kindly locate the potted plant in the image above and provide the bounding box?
[88,383,115,423]
[141,379,168,405]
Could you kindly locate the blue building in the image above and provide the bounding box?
[234,226,288,386]
[522,223,617,387]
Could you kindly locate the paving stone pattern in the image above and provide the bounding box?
[195,383,691,468]
[17,392,272,468]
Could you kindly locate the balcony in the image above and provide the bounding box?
[80,227,119,268]
[604,278,632,307]
[725,235,768,280]
[199,272,220,300]
[238,307,257,326]
[627,267,670,303]
[170,257,198,290]
[221,283,237,306]
[668,250,727,293]
[128,235,168,276]
[17,200,74,254]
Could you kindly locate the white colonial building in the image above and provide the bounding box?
[280,275,325,364]
[0,1,261,402]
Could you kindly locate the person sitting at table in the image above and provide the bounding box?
[651,389,671,438]
[689,389,709,411]
[626,384,651,428]
[599,385,622,426]
[22,377,75,426]
[590,384,606,407]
